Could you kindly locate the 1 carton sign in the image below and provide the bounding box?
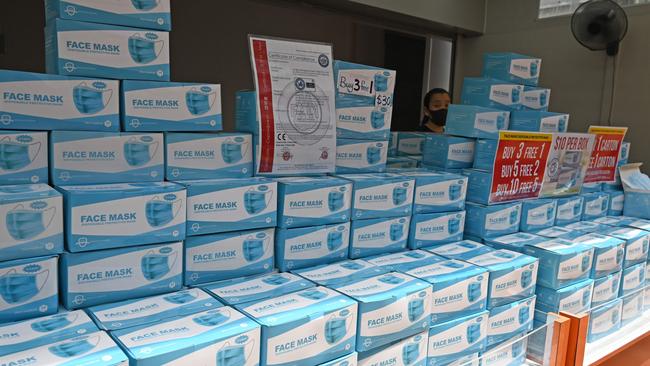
[585,126,627,183]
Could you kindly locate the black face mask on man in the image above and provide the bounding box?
[427,108,448,126]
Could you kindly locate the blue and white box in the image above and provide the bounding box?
[45,19,170,81]
[122,80,222,131]
[0,184,63,262]
[388,132,399,156]
[349,216,411,259]
[581,182,602,193]
[571,233,625,278]
[45,0,172,30]
[607,190,625,216]
[397,132,425,156]
[473,139,498,171]
[0,70,119,131]
[620,262,646,297]
[621,289,645,326]
[463,248,539,308]
[0,310,97,356]
[292,259,387,286]
[406,258,489,324]
[334,60,395,140]
[324,352,359,366]
[483,232,547,251]
[445,104,509,140]
[509,111,568,133]
[597,227,650,268]
[426,311,488,366]
[460,77,524,110]
[237,286,357,366]
[202,272,315,306]
[564,220,611,233]
[59,182,186,252]
[531,226,585,240]
[336,139,388,173]
[51,131,164,185]
[0,255,58,323]
[535,278,593,314]
[276,223,350,271]
[522,86,550,111]
[0,331,127,366]
[366,250,444,273]
[581,192,610,220]
[403,171,467,213]
[60,241,182,309]
[422,134,475,169]
[591,272,622,307]
[464,169,497,205]
[165,132,252,180]
[408,211,466,249]
[277,176,352,228]
[521,239,594,289]
[555,196,584,225]
[184,228,275,285]
[87,288,221,331]
[426,240,493,261]
[181,177,277,235]
[112,307,260,366]
[520,199,557,232]
[0,131,48,185]
[358,331,428,366]
[486,296,535,347]
[333,272,432,351]
[619,142,630,165]
[482,53,541,86]
[338,173,414,220]
[587,298,622,342]
[387,156,419,169]
[465,202,522,239]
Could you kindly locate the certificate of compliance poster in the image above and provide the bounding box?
[249,35,336,175]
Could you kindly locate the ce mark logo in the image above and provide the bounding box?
[277,133,288,141]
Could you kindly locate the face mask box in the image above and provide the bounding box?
[203,272,315,306]
[387,156,419,169]
[349,216,410,259]
[591,271,621,307]
[581,192,610,220]
[555,196,584,225]
[184,228,275,285]
[122,80,222,131]
[112,307,261,366]
[486,296,535,347]
[426,240,494,261]
[276,222,350,271]
[460,77,524,111]
[535,278,594,314]
[408,211,466,249]
[0,184,63,262]
[333,272,432,352]
[597,227,650,268]
[0,255,58,323]
[508,111,568,133]
[588,298,622,342]
[0,330,128,366]
[337,173,414,220]
[0,70,120,131]
[520,199,557,232]
[366,249,445,273]
[0,309,97,356]
[237,286,357,366]
[292,259,388,287]
[483,232,547,251]
[621,289,644,327]
[87,288,221,331]
[165,132,252,180]
[571,233,625,278]
[181,177,277,236]
[358,331,427,366]
[401,170,467,213]
[45,0,172,31]
[277,176,352,228]
[59,182,186,252]
[336,139,388,173]
[619,262,646,296]
[60,241,183,309]
[397,132,425,156]
[445,104,510,140]
[581,182,603,193]
[564,220,611,234]
[50,131,164,185]
[607,190,624,216]
[388,132,399,157]
[426,311,488,366]
[0,131,48,185]
[465,201,522,239]
[422,134,475,169]
[334,60,395,141]
[464,169,498,206]
[463,248,539,308]
[45,19,170,81]
[473,139,498,171]
[482,53,541,86]
[521,87,550,111]
[618,141,630,165]
[521,238,594,289]
[323,352,358,366]
[406,258,489,324]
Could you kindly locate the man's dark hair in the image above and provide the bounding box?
[423,88,450,108]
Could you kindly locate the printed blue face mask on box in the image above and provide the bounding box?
[6,203,56,241]
[140,248,177,280]
[128,32,164,63]
[244,186,273,215]
[123,136,158,167]
[48,333,99,358]
[73,81,113,114]
[185,87,218,115]
[336,140,388,173]
[0,267,51,304]
[426,311,488,366]
[276,222,350,271]
[0,131,49,184]
[145,195,183,227]
[0,136,42,172]
[221,137,247,164]
[44,0,171,30]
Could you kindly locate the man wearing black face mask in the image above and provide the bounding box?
[419,88,451,133]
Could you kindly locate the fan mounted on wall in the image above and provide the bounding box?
[571,0,628,56]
